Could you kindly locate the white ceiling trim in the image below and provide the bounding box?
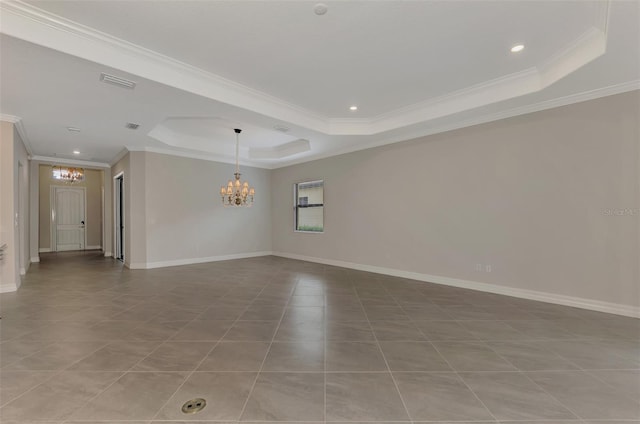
[331,25,609,135]
[30,155,110,168]
[275,80,640,169]
[0,1,328,132]
[125,145,272,169]
[0,0,611,137]
[114,80,639,170]
[109,148,129,167]
[0,113,33,155]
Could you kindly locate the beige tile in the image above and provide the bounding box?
[0,371,122,421]
[393,372,493,421]
[223,320,279,341]
[68,341,161,371]
[326,321,375,341]
[197,341,270,371]
[263,342,324,371]
[371,321,427,341]
[413,320,479,341]
[460,372,577,420]
[0,371,56,406]
[325,372,410,421]
[5,341,107,370]
[433,341,517,371]
[171,320,234,341]
[155,372,256,420]
[326,341,387,371]
[69,371,188,420]
[133,341,214,371]
[588,369,640,400]
[379,342,452,371]
[486,341,579,371]
[241,372,324,421]
[527,371,640,419]
[0,340,52,368]
[274,320,325,341]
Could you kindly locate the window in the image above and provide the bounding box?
[294,180,324,232]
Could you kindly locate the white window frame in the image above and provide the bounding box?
[294,179,324,233]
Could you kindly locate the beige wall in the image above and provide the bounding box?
[272,91,640,311]
[38,165,103,250]
[0,121,30,292]
[141,151,272,266]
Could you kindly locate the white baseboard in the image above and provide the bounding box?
[86,245,102,250]
[30,256,40,263]
[0,283,18,293]
[104,251,113,257]
[127,251,273,270]
[19,267,26,276]
[38,248,51,253]
[272,252,640,318]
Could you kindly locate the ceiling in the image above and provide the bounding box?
[0,0,638,169]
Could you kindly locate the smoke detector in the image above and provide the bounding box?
[125,122,140,130]
[314,3,328,15]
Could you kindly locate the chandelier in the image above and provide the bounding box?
[220,128,255,207]
[52,165,85,183]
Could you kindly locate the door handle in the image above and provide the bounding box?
[81,220,85,225]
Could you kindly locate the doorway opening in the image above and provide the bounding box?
[114,173,124,262]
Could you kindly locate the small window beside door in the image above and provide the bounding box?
[294,180,324,233]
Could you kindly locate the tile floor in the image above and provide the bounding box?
[0,251,638,423]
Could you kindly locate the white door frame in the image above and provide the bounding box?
[18,161,25,275]
[113,172,124,262]
[50,185,87,252]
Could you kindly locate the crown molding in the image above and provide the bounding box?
[0,113,33,155]
[30,155,110,168]
[0,0,329,132]
[124,146,273,169]
[274,81,640,169]
[109,148,129,167]
[328,24,608,135]
[0,0,611,137]
[108,80,638,170]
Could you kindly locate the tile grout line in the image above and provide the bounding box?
[62,276,261,421]
[356,283,414,422]
[55,312,207,421]
[151,274,283,421]
[428,339,500,422]
[236,266,297,422]
[482,340,586,421]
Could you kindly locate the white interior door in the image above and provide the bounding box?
[53,187,86,251]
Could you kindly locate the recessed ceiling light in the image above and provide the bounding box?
[510,44,525,53]
[67,127,81,132]
[350,106,358,111]
[73,150,80,155]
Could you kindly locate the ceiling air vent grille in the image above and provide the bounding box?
[100,72,136,89]
[125,122,140,130]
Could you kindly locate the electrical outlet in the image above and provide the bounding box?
[475,263,482,271]
[485,265,491,272]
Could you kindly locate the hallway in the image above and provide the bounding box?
[1,252,639,422]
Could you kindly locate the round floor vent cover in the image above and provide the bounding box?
[181,398,206,414]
